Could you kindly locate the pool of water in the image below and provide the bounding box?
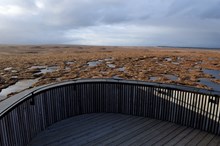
[87,61,102,67]
[0,78,39,100]
[112,76,123,80]
[107,64,116,68]
[208,57,217,61]
[118,67,125,72]
[149,77,158,81]
[196,69,220,91]
[4,67,13,71]
[203,69,220,79]
[34,66,59,75]
[29,66,47,69]
[66,61,75,65]
[65,67,71,70]
[164,75,178,81]
[104,58,114,61]
[164,57,172,62]
[198,78,220,91]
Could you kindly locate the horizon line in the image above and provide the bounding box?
[0,43,220,49]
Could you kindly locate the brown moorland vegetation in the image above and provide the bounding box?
[0,45,220,99]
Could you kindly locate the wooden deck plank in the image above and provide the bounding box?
[30,113,123,145]
[63,116,147,145]
[28,113,220,146]
[103,120,162,146]
[46,113,105,132]
[186,132,208,146]
[197,134,216,146]
[80,119,158,146]
[152,126,187,145]
[29,113,110,144]
[163,128,194,146]
[140,124,181,145]
[208,136,220,146]
[127,123,176,146]
[53,115,134,144]
[114,121,168,146]
[82,116,150,146]
[174,129,201,145]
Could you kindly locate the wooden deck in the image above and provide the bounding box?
[29,113,220,146]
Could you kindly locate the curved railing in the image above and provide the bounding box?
[0,79,220,146]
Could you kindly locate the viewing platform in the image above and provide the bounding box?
[0,79,220,146]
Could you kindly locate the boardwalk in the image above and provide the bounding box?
[29,113,220,146]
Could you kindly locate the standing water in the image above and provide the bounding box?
[203,69,220,79]
[0,78,39,100]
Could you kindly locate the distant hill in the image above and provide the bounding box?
[157,46,220,50]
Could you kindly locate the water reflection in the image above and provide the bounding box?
[34,66,59,75]
[149,77,158,81]
[199,78,220,91]
[164,75,178,81]
[107,64,116,68]
[87,61,101,67]
[0,78,39,100]
[203,69,220,79]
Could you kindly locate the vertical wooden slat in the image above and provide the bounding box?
[152,87,157,119]
[210,96,217,133]
[202,94,208,131]
[208,96,214,133]
[200,94,206,130]
[154,88,159,119]
[213,96,220,134]
[0,118,6,146]
[171,89,176,123]
[150,87,154,118]
[147,86,151,118]
[205,95,211,131]
[177,91,182,124]
[183,92,189,126]
[175,90,181,124]
[188,93,195,127]
[195,94,201,129]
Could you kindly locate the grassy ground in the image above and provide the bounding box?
[0,45,220,92]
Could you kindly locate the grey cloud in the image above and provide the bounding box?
[200,3,220,19]
[38,0,150,27]
[167,0,220,19]
[0,0,220,47]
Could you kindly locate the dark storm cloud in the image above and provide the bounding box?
[0,0,220,47]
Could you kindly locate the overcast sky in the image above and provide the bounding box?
[0,0,220,47]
